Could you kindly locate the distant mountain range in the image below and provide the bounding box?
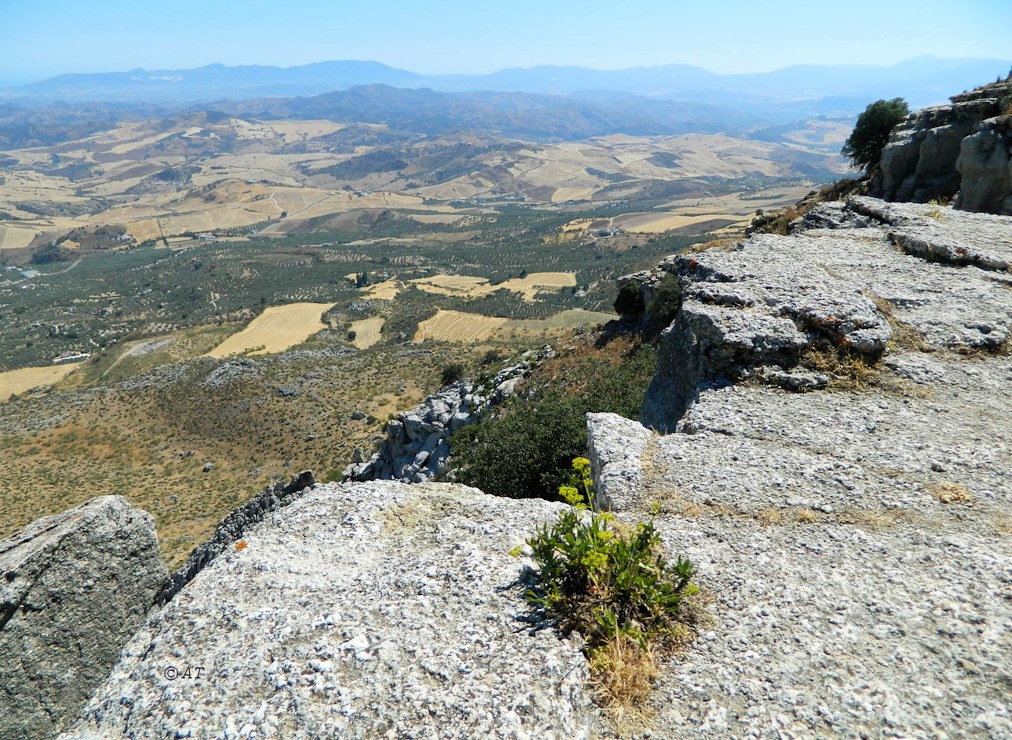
[5,56,1010,111]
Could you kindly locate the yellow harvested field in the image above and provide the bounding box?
[502,272,576,300]
[362,279,402,300]
[413,308,616,343]
[0,224,39,250]
[350,317,385,349]
[550,187,595,203]
[206,302,335,358]
[410,272,576,301]
[0,363,80,402]
[413,310,508,343]
[612,212,747,233]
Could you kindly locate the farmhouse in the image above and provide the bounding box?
[19,269,41,279]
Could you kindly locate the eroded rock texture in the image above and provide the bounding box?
[0,496,166,739]
[589,197,1011,737]
[65,482,604,739]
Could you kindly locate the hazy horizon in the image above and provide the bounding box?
[3,0,1010,86]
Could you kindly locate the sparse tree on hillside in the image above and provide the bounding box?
[842,98,910,173]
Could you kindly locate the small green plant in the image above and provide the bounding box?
[522,459,700,711]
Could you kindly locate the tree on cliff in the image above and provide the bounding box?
[842,98,910,172]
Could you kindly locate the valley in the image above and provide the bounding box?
[0,94,847,565]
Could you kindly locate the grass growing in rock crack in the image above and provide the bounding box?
[518,459,703,717]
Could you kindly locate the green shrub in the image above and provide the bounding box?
[521,459,700,708]
[613,282,644,318]
[440,362,466,386]
[450,344,656,499]
[842,98,910,172]
[451,387,586,499]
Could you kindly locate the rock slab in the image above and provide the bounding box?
[0,495,167,739]
[66,482,603,739]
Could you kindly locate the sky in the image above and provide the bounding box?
[2,0,1010,85]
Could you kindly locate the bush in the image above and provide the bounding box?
[450,344,656,499]
[450,387,586,499]
[613,282,644,318]
[521,459,700,708]
[440,362,465,386]
[842,98,910,172]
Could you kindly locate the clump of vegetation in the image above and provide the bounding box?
[450,340,656,499]
[841,98,910,173]
[440,362,466,386]
[521,459,701,711]
[613,282,645,318]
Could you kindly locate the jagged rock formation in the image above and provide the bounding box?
[344,347,553,483]
[0,496,166,739]
[64,482,604,739]
[876,75,1012,213]
[588,196,1011,737]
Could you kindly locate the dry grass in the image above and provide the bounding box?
[206,302,335,357]
[801,345,878,390]
[926,481,975,505]
[589,635,659,726]
[349,317,385,349]
[0,363,81,402]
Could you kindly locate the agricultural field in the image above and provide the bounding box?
[0,363,81,401]
[412,308,615,343]
[409,271,576,300]
[206,302,335,357]
[349,317,385,348]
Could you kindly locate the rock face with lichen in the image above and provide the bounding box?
[0,496,166,739]
[876,75,1012,214]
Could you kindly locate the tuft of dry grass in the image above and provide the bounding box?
[589,634,659,721]
[801,344,878,390]
[927,481,974,505]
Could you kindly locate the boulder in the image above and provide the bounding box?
[0,496,167,738]
[65,482,603,739]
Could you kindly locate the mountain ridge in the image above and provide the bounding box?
[6,55,1010,109]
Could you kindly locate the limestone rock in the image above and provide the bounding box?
[344,348,554,483]
[0,496,167,739]
[956,114,1012,215]
[875,75,1012,214]
[586,191,1012,737]
[65,482,603,739]
[639,239,892,430]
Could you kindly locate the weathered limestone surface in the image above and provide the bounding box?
[956,114,1012,215]
[0,496,167,739]
[587,198,1012,737]
[66,482,604,739]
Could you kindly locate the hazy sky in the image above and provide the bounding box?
[3,0,1010,84]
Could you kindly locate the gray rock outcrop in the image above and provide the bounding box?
[956,113,1012,214]
[344,347,553,483]
[0,496,167,739]
[876,75,1012,214]
[586,196,1011,737]
[65,481,604,739]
